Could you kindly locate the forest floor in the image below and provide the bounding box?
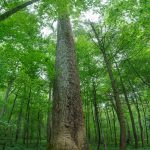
[91,145,150,150]
[1,144,150,150]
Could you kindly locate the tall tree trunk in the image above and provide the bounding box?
[129,81,144,147]
[85,91,91,141]
[47,83,52,143]
[92,98,97,142]
[49,14,87,150]
[15,97,24,143]
[37,111,41,150]
[0,79,14,118]
[115,62,138,148]
[23,88,31,147]
[138,94,149,145]
[134,98,144,147]
[92,81,101,150]
[99,109,107,150]
[126,121,131,145]
[8,91,19,123]
[105,105,113,143]
[102,50,126,150]
[90,23,126,150]
[141,102,149,145]
[112,106,117,146]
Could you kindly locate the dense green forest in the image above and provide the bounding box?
[0,0,150,150]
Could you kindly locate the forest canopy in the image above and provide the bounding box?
[0,0,150,150]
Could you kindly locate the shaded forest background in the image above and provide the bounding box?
[0,0,150,150]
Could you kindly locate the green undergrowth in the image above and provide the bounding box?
[91,147,150,150]
[90,144,150,150]
[0,144,46,150]
[0,144,150,150]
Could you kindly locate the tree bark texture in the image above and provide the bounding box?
[49,15,87,150]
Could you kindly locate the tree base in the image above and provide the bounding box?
[49,136,79,150]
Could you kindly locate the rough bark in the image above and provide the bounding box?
[49,14,87,150]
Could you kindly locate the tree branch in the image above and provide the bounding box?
[0,0,39,22]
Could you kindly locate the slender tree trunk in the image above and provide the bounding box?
[2,92,17,147]
[47,83,52,143]
[87,99,91,141]
[104,52,126,150]
[126,122,131,145]
[142,103,149,145]
[99,109,107,150]
[23,88,31,147]
[115,62,138,148]
[104,109,109,143]
[15,97,24,143]
[0,79,14,118]
[134,99,144,146]
[105,105,113,143]
[8,91,19,123]
[92,98,97,142]
[112,106,117,146]
[85,91,91,141]
[92,81,101,150]
[85,93,88,140]
[90,23,126,150]
[139,95,149,145]
[37,111,41,150]
[49,14,87,150]
[102,50,126,150]
[129,81,144,147]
